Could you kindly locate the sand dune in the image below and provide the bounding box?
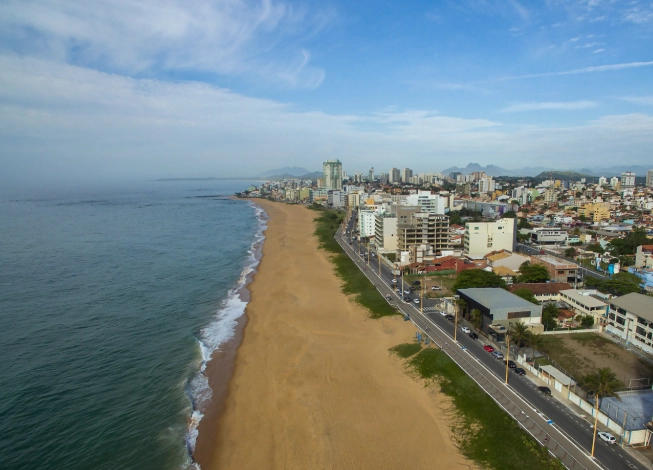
[206,200,470,470]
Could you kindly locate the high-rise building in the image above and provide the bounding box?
[323,159,343,190]
[379,173,388,184]
[389,168,400,183]
[401,168,413,182]
[405,191,446,214]
[621,171,636,189]
[397,212,451,255]
[368,167,375,182]
[646,169,653,188]
[464,219,517,258]
[353,172,363,183]
[597,176,607,187]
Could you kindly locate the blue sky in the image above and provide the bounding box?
[1,0,652,183]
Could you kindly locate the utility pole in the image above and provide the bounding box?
[367,241,370,267]
[505,330,511,384]
[378,252,381,277]
[420,279,423,314]
[453,299,458,342]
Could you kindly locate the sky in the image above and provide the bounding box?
[1,0,652,184]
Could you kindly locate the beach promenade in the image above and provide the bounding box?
[200,201,471,469]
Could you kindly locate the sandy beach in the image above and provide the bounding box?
[196,200,471,470]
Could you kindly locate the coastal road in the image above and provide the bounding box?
[337,218,646,470]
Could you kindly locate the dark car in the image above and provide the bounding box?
[445,314,454,321]
[412,281,421,286]
[468,332,478,340]
[513,368,526,376]
[538,386,552,395]
[403,297,412,303]
[508,360,516,369]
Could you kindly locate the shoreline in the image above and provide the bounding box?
[192,201,268,468]
[198,200,470,469]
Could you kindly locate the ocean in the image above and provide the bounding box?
[0,180,264,470]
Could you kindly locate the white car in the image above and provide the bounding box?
[431,286,441,290]
[597,432,616,444]
[461,326,471,334]
[391,279,398,284]
[413,298,420,304]
[439,311,448,317]
[404,289,411,295]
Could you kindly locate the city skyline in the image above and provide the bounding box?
[1,1,652,187]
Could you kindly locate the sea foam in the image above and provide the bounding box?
[185,201,268,461]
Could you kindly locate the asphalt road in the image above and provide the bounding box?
[339,213,646,470]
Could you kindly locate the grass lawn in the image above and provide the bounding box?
[395,347,564,470]
[311,207,398,319]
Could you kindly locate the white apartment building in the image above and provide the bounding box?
[560,289,608,323]
[404,191,446,214]
[598,176,607,187]
[463,218,517,258]
[530,227,568,245]
[621,171,636,189]
[358,210,376,239]
[610,176,620,189]
[328,190,345,208]
[478,177,495,193]
[374,213,398,253]
[607,294,653,354]
[401,168,413,182]
[389,168,400,183]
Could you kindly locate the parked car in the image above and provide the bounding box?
[461,326,471,334]
[391,279,398,284]
[468,332,479,340]
[403,297,411,303]
[492,351,504,360]
[439,311,448,317]
[445,314,454,321]
[394,287,400,292]
[507,360,516,369]
[538,386,552,395]
[413,298,420,304]
[431,286,441,290]
[597,432,616,444]
[412,281,421,286]
[404,289,411,295]
[513,368,526,376]
[483,345,495,353]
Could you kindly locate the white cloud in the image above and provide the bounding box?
[621,96,653,106]
[501,101,598,112]
[0,0,331,89]
[500,61,653,80]
[1,56,652,181]
[593,48,605,53]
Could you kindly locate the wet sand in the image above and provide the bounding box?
[197,200,470,470]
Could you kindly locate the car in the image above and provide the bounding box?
[492,351,504,360]
[483,345,495,353]
[445,315,454,322]
[404,289,411,295]
[412,280,421,286]
[597,432,616,444]
[513,368,526,376]
[385,294,392,300]
[507,360,516,369]
[394,287,400,292]
[468,332,478,340]
[439,310,448,317]
[403,297,411,303]
[538,386,552,395]
[461,326,471,334]
[413,298,420,304]
[371,252,377,257]
[391,279,398,284]
[431,286,441,290]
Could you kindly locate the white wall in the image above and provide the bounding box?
[464,218,516,258]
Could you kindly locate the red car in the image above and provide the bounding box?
[483,345,495,353]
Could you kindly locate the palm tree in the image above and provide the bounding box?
[509,322,532,358]
[582,368,622,457]
[528,333,544,355]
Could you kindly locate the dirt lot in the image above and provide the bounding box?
[403,273,457,298]
[539,333,653,386]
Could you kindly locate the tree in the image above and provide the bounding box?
[503,210,517,218]
[586,272,642,296]
[518,218,532,229]
[509,322,532,357]
[608,228,650,256]
[581,368,622,457]
[579,214,588,222]
[586,243,605,254]
[452,269,507,292]
[528,333,545,356]
[541,303,559,331]
[580,315,595,328]
[564,247,577,258]
[470,308,482,329]
[513,288,539,305]
[517,262,550,283]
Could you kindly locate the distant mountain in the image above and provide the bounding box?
[534,171,594,181]
[440,162,651,178]
[258,167,310,177]
[441,162,547,177]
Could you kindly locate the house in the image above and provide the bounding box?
[530,255,579,284]
[627,267,653,293]
[559,289,608,324]
[509,283,572,303]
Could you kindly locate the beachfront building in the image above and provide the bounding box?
[396,212,451,256]
[463,219,517,259]
[530,255,578,284]
[606,293,653,354]
[323,159,343,190]
[559,289,608,324]
[457,288,542,337]
[374,213,398,253]
[358,210,376,239]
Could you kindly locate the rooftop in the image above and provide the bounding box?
[510,282,572,295]
[560,289,608,308]
[458,288,539,310]
[609,293,653,323]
